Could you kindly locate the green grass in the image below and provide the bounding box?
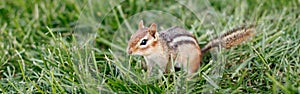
[0,0,299,93]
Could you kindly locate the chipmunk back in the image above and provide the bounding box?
[159,26,202,73]
[127,20,255,75]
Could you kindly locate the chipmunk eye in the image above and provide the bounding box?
[140,39,148,45]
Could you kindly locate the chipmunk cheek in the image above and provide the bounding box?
[150,40,158,47]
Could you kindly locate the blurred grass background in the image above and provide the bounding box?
[0,0,299,93]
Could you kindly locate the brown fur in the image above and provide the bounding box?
[128,29,148,47]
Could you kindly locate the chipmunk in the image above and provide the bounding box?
[127,20,255,74]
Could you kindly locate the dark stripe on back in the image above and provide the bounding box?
[168,40,196,49]
[165,34,195,43]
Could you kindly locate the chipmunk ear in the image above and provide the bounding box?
[148,23,157,38]
[138,20,144,29]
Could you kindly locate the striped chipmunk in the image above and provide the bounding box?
[127,20,255,75]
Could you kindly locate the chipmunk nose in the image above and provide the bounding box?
[127,49,133,54]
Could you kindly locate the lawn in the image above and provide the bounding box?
[0,0,299,93]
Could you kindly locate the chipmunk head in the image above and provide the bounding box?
[127,20,160,56]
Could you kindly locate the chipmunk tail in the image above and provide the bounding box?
[201,25,255,53]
